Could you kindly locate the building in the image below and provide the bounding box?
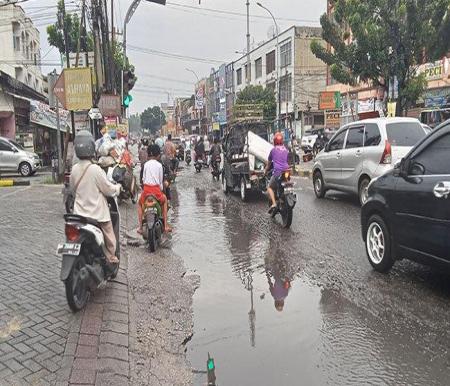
[0,4,71,165]
[231,26,327,135]
[323,0,450,127]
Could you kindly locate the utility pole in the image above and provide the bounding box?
[246,0,251,85]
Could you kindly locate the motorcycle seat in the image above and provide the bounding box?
[64,214,101,228]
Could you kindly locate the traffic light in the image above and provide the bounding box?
[123,69,136,95]
[123,94,133,108]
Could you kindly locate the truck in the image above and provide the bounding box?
[221,121,272,201]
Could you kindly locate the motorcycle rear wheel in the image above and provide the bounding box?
[65,255,90,312]
[280,207,293,229]
[148,227,157,252]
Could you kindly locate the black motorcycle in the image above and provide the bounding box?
[110,164,138,204]
[185,149,192,166]
[195,158,205,173]
[211,155,221,180]
[269,171,297,228]
[141,195,164,252]
[57,196,120,312]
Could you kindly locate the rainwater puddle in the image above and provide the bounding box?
[172,181,448,386]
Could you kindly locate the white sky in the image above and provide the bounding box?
[22,0,327,113]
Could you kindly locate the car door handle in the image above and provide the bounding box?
[336,152,341,159]
[433,182,450,198]
[355,149,362,157]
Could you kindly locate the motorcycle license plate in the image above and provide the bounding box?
[284,187,295,193]
[57,243,81,256]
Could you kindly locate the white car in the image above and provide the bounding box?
[312,117,427,205]
[0,137,41,176]
[301,130,318,153]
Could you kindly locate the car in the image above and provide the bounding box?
[312,117,427,205]
[422,123,432,134]
[0,136,41,176]
[301,128,321,153]
[361,119,450,273]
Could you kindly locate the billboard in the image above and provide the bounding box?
[54,68,93,111]
[30,100,70,132]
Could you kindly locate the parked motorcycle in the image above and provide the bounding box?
[211,155,221,180]
[269,171,297,228]
[185,150,192,166]
[57,195,120,312]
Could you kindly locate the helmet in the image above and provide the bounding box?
[141,138,149,146]
[273,132,284,146]
[74,130,96,159]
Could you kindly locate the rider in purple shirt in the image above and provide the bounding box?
[265,132,290,213]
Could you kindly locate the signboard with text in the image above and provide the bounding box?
[319,91,341,110]
[99,94,121,117]
[325,110,341,128]
[54,68,93,111]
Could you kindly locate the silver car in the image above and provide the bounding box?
[312,117,427,205]
[0,137,41,176]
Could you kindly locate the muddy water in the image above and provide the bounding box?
[172,176,447,386]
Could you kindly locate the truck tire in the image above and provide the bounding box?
[240,177,248,202]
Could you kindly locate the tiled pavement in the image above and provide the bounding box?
[0,186,131,385]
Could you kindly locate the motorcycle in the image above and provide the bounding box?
[57,195,121,312]
[195,159,205,173]
[62,171,75,214]
[141,195,164,252]
[185,149,192,166]
[210,155,221,180]
[176,146,184,161]
[268,171,297,228]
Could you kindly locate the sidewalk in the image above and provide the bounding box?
[295,160,314,178]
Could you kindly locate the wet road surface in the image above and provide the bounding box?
[170,165,450,386]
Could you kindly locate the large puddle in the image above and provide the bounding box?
[172,180,447,385]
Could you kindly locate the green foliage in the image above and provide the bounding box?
[46,0,93,55]
[140,106,166,134]
[236,85,276,121]
[128,114,141,134]
[312,0,450,115]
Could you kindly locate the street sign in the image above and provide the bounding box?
[319,91,341,110]
[88,108,102,120]
[99,94,121,117]
[53,68,93,111]
[53,72,66,109]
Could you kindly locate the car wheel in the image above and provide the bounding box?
[222,172,229,194]
[313,171,326,198]
[365,214,394,273]
[240,177,248,202]
[359,177,371,206]
[19,162,32,177]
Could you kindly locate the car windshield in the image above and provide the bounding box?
[386,122,426,146]
[9,140,24,150]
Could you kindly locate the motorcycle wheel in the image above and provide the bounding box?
[65,255,90,312]
[280,207,293,229]
[65,195,74,214]
[148,226,157,252]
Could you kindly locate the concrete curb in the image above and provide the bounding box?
[0,179,31,187]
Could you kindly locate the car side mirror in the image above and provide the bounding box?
[324,143,329,152]
[409,161,425,176]
[394,159,407,178]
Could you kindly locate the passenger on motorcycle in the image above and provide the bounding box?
[71,131,121,264]
[210,137,221,161]
[138,144,172,234]
[264,132,290,213]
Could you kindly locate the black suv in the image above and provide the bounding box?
[361,119,450,273]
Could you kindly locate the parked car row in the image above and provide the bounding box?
[311,117,450,275]
[0,136,41,176]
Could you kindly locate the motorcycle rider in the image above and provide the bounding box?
[194,136,205,162]
[209,138,221,170]
[138,144,172,234]
[264,132,290,214]
[163,134,178,172]
[70,130,121,264]
[139,138,149,165]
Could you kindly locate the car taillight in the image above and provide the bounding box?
[380,140,392,164]
[65,224,80,242]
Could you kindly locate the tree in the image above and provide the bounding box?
[236,85,276,121]
[311,0,450,115]
[128,114,141,134]
[140,106,166,134]
[47,0,93,55]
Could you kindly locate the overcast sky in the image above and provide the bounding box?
[23,0,326,113]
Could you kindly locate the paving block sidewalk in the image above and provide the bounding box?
[56,258,131,386]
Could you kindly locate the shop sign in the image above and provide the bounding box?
[54,68,93,111]
[98,94,121,117]
[30,100,70,132]
[319,91,341,110]
[418,60,444,81]
[325,110,341,127]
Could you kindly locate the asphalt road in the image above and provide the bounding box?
[170,165,450,386]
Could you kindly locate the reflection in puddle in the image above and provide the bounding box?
[173,180,448,386]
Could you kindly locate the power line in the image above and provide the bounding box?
[166,2,320,25]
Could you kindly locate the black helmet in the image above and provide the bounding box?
[74,130,96,159]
